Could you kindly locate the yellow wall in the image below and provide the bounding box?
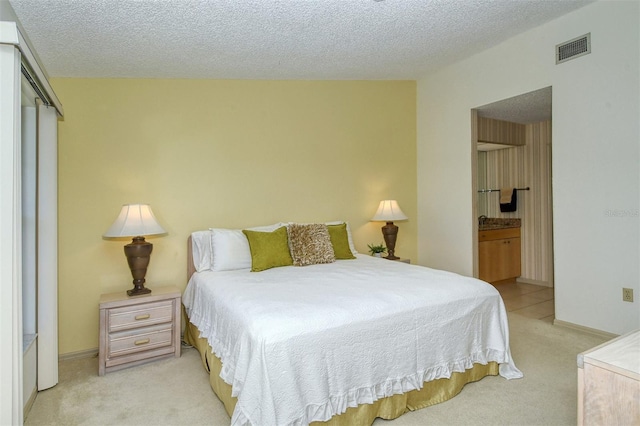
[52,79,417,355]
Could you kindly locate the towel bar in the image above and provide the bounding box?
[477,187,530,193]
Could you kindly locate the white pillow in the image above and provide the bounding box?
[191,230,214,272]
[326,221,358,254]
[209,223,284,272]
[209,229,251,271]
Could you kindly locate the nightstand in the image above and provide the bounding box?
[386,258,411,264]
[99,286,181,376]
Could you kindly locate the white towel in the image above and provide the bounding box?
[500,188,514,203]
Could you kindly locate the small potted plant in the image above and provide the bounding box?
[367,243,387,257]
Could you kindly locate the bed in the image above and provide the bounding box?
[182,223,522,426]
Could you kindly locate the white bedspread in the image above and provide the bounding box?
[183,255,522,426]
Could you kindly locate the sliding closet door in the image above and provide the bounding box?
[21,96,38,412]
[1,18,63,422]
[38,103,58,390]
[20,76,59,408]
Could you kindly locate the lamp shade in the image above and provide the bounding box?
[371,200,408,222]
[103,204,166,238]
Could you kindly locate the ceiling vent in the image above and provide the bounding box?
[556,33,591,64]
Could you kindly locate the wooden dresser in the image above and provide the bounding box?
[99,286,181,376]
[577,330,640,425]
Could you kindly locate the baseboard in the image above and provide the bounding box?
[553,319,618,340]
[59,348,98,361]
[23,385,37,419]
[516,277,552,287]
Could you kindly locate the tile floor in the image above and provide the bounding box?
[491,279,555,322]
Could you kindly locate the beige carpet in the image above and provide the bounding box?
[25,313,608,426]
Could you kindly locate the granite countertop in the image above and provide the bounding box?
[479,218,521,231]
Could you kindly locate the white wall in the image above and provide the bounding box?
[0,40,24,426]
[417,1,639,335]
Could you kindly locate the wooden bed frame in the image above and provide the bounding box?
[184,236,499,425]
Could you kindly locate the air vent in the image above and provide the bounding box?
[556,33,591,64]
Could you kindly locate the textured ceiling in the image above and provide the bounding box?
[477,87,552,124]
[9,0,592,80]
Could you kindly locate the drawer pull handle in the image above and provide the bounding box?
[135,314,151,320]
[134,339,150,346]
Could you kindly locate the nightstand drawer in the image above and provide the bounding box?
[108,300,174,333]
[108,323,173,359]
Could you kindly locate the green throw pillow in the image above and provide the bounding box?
[327,223,356,260]
[242,226,293,272]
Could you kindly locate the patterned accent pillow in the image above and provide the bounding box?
[288,223,336,266]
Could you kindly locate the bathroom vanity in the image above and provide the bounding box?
[478,218,521,283]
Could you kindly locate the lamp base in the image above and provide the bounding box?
[127,285,152,297]
[124,236,153,297]
[381,221,400,260]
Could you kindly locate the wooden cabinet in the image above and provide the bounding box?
[99,286,181,376]
[478,227,521,282]
[577,330,639,425]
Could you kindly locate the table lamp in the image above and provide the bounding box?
[371,200,408,260]
[103,204,167,296]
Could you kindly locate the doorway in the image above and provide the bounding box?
[471,87,555,316]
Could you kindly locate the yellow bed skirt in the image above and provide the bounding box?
[184,320,498,425]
